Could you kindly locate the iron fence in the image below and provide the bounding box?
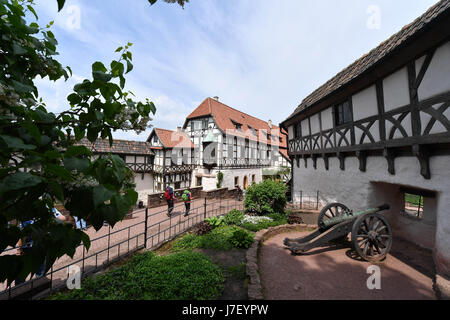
[0,197,244,300]
[289,191,321,210]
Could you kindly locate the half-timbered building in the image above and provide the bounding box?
[281,0,450,283]
[146,128,196,192]
[183,97,290,191]
[78,138,155,206]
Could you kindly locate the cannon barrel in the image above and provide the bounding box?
[319,204,390,230]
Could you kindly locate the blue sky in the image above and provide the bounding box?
[33,0,440,141]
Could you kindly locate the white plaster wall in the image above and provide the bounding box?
[288,126,294,139]
[310,114,320,135]
[352,85,378,121]
[321,108,333,131]
[126,156,134,163]
[418,40,450,101]
[301,119,309,136]
[134,173,154,205]
[383,67,410,112]
[221,168,262,190]
[355,121,380,144]
[292,155,450,276]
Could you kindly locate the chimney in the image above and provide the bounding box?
[213,96,219,101]
[268,120,272,129]
[177,126,182,133]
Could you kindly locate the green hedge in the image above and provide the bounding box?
[51,251,224,300]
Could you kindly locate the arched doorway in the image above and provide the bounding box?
[243,176,248,190]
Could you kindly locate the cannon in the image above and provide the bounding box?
[284,203,393,262]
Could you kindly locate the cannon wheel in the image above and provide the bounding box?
[351,213,392,262]
[318,203,352,242]
[318,203,352,227]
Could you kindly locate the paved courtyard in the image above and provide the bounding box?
[260,231,436,300]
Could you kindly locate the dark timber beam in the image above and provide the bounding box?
[412,144,431,179]
[337,152,345,171]
[322,153,329,171]
[356,150,367,172]
[383,148,396,175]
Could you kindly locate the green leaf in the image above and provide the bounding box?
[67,93,81,105]
[66,146,92,157]
[46,164,73,181]
[148,0,157,5]
[21,123,42,144]
[57,0,66,12]
[11,80,34,93]
[0,172,42,193]
[126,60,133,74]
[92,71,113,82]
[92,185,115,208]
[0,135,36,150]
[63,157,90,173]
[27,5,39,20]
[92,61,107,73]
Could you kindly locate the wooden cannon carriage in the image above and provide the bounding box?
[284,203,393,262]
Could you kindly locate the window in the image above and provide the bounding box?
[334,100,352,126]
[202,119,209,129]
[248,126,257,136]
[153,135,158,143]
[252,175,256,183]
[231,120,242,131]
[404,193,424,219]
[294,123,301,138]
[196,177,202,187]
[234,176,239,186]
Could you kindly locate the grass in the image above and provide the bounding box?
[172,225,254,252]
[50,251,224,300]
[405,193,423,207]
[224,263,247,280]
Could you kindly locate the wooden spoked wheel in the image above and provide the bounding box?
[318,203,352,228]
[351,213,393,262]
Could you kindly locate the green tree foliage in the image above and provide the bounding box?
[0,0,186,284]
[244,180,288,215]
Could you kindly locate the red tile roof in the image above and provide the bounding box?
[150,128,195,149]
[185,97,288,149]
[280,148,290,161]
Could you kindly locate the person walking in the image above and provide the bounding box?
[182,189,192,217]
[236,185,243,201]
[164,186,175,217]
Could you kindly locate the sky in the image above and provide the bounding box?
[33,0,440,141]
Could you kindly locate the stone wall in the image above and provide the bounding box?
[147,186,203,208]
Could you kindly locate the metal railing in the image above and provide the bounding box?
[289,191,321,210]
[0,197,244,300]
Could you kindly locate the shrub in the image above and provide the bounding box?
[244,180,287,215]
[205,216,225,229]
[223,209,245,226]
[229,228,254,249]
[51,251,224,300]
[172,225,252,251]
[194,221,212,235]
